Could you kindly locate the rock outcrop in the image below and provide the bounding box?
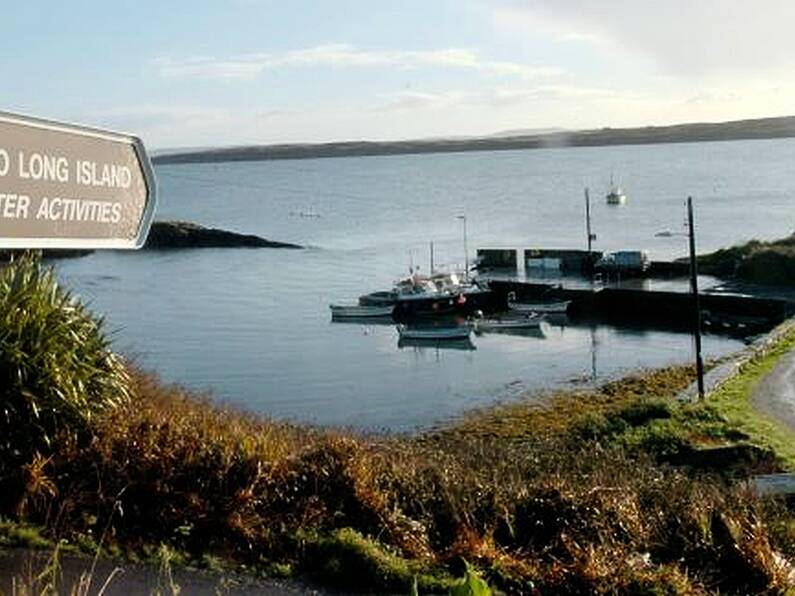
[143,221,302,250]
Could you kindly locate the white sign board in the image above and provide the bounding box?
[0,111,156,249]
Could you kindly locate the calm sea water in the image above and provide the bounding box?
[56,138,795,430]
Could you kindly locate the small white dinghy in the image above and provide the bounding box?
[474,313,544,332]
[396,324,472,340]
[330,304,395,318]
[508,300,570,314]
[398,337,476,351]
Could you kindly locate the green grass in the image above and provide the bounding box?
[699,328,795,468]
[304,527,454,593]
[0,518,52,550]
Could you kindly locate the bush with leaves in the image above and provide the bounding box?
[0,253,130,463]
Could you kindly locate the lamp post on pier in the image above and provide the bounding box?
[457,214,469,282]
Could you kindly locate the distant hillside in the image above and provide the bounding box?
[153,115,795,165]
[486,127,567,138]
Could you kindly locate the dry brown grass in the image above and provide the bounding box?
[2,365,795,594]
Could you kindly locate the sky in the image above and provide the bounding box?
[2,0,795,149]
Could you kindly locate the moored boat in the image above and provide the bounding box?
[474,313,544,332]
[330,304,395,318]
[397,337,476,351]
[508,300,571,314]
[358,290,398,306]
[363,271,497,319]
[396,323,472,340]
[606,173,627,205]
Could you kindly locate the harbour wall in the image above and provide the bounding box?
[488,280,793,334]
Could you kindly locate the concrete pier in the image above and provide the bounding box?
[523,248,601,273]
[476,246,692,278]
[488,279,792,334]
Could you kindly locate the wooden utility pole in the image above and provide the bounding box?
[687,196,705,399]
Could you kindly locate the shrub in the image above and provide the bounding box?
[0,253,130,463]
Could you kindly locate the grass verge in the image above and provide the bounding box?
[700,329,795,465]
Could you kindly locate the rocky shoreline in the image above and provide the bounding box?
[0,221,302,261]
[143,220,302,250]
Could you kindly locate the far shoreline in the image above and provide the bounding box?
[152,114,795,166]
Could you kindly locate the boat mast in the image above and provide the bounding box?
[429,241,435,274]
[457,215,468,282]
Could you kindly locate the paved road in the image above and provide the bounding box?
[751,346,795,433]
[0,548,325,595]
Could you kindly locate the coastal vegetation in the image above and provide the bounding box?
[695,234,795,286]
[4,256,795,593]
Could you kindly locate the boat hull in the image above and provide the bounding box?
[475,314,544,331]
[508,300,570,314]
[330,304,395,318]
[393,288,498,320]
[396,324,472,340]
[358,290,398,306]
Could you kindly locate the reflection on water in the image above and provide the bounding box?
[53,138,793,430]
[397,337,477,352]
[57,246,743,431]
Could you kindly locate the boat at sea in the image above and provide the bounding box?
[508,299,571,314]
[396,323,473,340]
[329,304,395,318]
[290,207,321,218]
[606,173,627,205]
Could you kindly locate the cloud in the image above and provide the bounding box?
[376,91,456,111]
[154,43,562,81]
[95,105,232,127]
[376,84,616,112]
[90,105,237,146]
[685,90,741,105]
[491,0,795,77]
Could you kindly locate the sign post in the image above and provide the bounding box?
[0,111,156,249]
